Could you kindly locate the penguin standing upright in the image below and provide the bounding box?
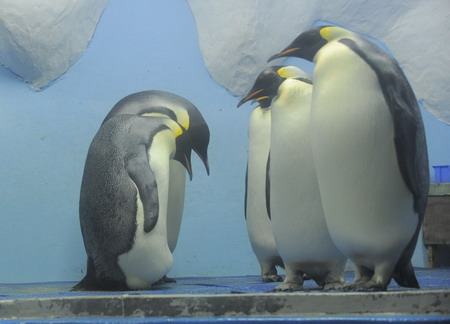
[237,66,285,282]
[239,66,346,291]
[74,115,193,291]
[269,26,429,290]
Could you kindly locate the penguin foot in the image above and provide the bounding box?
[162,276,177,283]
[342,282,362,290]
[154,275,176,285]
[359,280,387,291]
[273,282,303,292]
[323,281,346,290]
[262,274,283,282]
[343,276,370,290]
[343,281,386,291]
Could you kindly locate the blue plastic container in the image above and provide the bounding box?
[433,165,450,183]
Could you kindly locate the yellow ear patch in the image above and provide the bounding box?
[277,66,305,79]
[142,112,170,118]
[178,113,190,131]
[320,26,349,41]
[173,125,184,137]
[277,65,309,79]
[142,110,190,132]
[165,119,184,137]
[320,27,333,41]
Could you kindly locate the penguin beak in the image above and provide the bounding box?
[237,89,265,107]
[252,96,272,109]
[183,152,193,181]
[194,150,210,176]
[188,126,210,176]
[267,47,301,62]
[251,96,270,104]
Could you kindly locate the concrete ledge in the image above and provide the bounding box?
[429,183,450,196]
[1,269,449,321]
[1,290,449,320]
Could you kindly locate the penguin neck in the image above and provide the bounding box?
[147,129,177,236]
[273,79,312,114]
[250,106,271,125]
[249,105,271,135]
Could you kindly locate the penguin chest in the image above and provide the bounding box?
[311,42,417,261]
[117,133,174,289]
[166,161,186,253]
[246,108,277,258]
[269,94,339,263]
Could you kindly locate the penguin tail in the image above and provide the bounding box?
[71,257,98,291]
[393,261,420,289]
[71,274,95,291]
[71,256,129,291]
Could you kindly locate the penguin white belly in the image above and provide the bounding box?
[166,161,186,253]
[270,81,343,275]
[311,42,418,269]
[118,132,174,289]
[246,107,279,261]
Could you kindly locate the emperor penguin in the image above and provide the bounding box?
[239,66,346,291]
[269,25,429,290]
[102,90,210,260]
[237,66,284,282]
[74,115,193,291]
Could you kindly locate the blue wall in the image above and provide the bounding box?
[0,0,253,283]
[0,0,448,283]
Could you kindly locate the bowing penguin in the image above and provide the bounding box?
[74,115,192,290]
[103,90,210,259]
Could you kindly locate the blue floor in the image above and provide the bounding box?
[2,268,450,299]
[1,268,449,323]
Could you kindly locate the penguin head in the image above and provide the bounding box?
[158,105,210,176]
[268,25,336,63]
[140,109,210,176]
[237,66,309,107]
[164,119,194,181]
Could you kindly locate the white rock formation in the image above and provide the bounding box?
[188,0,450,124]
[0,0,108,89]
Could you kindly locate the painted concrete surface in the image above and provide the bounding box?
[0,268,449,321]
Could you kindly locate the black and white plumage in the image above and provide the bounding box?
[238,67,284,282]
[269,26,429,290]
[74,115,192,291]
[239,66,346,290]
[102,90,210,256]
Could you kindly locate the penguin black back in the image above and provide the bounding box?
[75,114,179,291]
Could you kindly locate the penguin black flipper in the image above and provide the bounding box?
[393,260,419,289]
[71,257,96,291]
[339,37,429,214]
[379,64,428,289]
[265,152,271,220]
[382,68,429,215]
[72,257,129,291]
[126,151,159,233]
[339,37,429,288]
